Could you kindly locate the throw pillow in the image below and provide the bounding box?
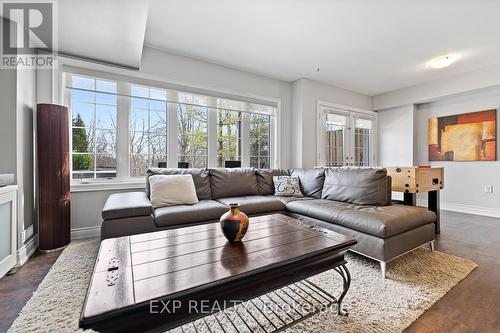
[149,174,199,208]
[273,176,303,197]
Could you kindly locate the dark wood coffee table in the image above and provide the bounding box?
[80,213,356,333]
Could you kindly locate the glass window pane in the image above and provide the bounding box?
[95,105,117,129]
[326,113,347,126]
[130,108,148,131]
[130,131,149,155]
[325,128,344,166]
[130,154,149,177]
[96,92,117,106]
[95,154,117,178]
[217,110,242,167]
[94,130,116,155]
[149,111,166,130]
[72,89,94,103]
[150,133,167,155]
[149,100,166,111]
[72,76,94,90]
[149,154,166,169]
[71,103,94,128]
[150,88,166,101]
[177,104,208,167]
[250,114,271,169]
[72,153,93,172]
[96,80,116,93]
[72,128,92,153]
[131,85,148,98]
[131,97,148,110]
[356,118,373,130]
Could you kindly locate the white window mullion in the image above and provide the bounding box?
[116,82,130,179]
[207,97,218,168]
[167,90,178,168]
[241,112,250,167]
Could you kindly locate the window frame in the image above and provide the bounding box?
[63,70,280,186]
[316,100,377,167]
[66,75,119,181]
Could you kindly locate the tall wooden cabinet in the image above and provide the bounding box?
[37,104,71,252]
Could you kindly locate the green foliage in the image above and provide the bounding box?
[72,113,93,170]
[217,110,241,163]
[72,154,92,171]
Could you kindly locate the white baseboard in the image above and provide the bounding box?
[71,226,100,239]
[16,234,39,267]
[417,199,500,218]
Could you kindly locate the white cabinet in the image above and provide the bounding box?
[0,185,17,278]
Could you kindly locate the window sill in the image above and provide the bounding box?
[70,179,145,193]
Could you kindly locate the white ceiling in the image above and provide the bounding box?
[145,0,500,95]
[58,0,148,68]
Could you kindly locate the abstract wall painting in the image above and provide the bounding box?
[428,109,496,161]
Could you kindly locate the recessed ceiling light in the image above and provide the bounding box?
[428,54,459,69]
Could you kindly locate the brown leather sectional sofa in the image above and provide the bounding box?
[101,167,436,277]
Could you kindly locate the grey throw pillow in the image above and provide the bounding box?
[273,176,303,197]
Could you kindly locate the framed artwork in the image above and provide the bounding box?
[428,109,496,161]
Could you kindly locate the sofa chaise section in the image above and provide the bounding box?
[101,191,156,239]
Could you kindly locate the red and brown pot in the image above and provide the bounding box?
[219,203,249,243]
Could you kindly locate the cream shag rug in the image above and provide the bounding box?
[8,239,476,333]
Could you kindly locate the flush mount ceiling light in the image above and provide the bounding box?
[428,54,460,69]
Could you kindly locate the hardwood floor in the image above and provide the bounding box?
[0,251,61,333]
[404,210,500,333]
[0,210,499,332]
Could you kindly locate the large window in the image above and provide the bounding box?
[66,73,277,182]
[70,76,117,179]
[250,113,271,168]
[217,110,242,167]
[177,94,208,168]
[129,85,167,177]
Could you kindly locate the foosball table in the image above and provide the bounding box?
[385,167,444,234]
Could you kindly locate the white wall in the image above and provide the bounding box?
[0,67,17,174]
[377,105,415,166]
[0,33,37,250]
[16,68,37,236]
[291,78,372,168]
[373,62,500,110]
[414,87,500,211]
[375,64,500,216]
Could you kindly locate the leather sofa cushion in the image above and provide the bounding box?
[146,168,212,200]
[102,192,153,220]
[210,168,259,198]
[321,168,391,206]
[290,168,325,198]
[256,169,290,195]
[216,196,285,215]
[285,199,436,238]
[270,195,315,205]
[154,200,228,227]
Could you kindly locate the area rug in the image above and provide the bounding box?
[8,238,476,333]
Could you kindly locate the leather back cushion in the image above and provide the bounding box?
[146,168,212,200]
[290,168,325,198]
[210,168,259,198]
[321,168,391,205]
[256,169,290,195]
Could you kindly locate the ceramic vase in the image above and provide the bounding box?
[219,203,249,243]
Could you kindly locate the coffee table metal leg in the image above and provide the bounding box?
[333,264,351,316]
